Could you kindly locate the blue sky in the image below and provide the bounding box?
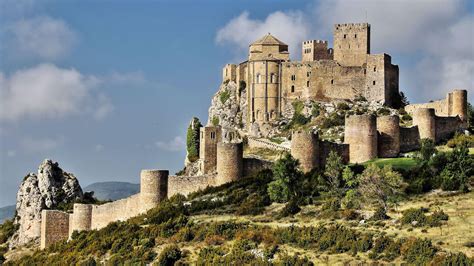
[1,0,473,206]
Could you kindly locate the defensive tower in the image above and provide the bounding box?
[449,89,467,120]
[291,130,319,173]
[302,40,332,61]
[222,64,237,82]
[199,125,222,174]
[344,114,378,163]
[377,115,400,158]
[216,142,243,186]
[140,170,168,212]
[412,108,436,140]
[333,23,370,67]
[70,204,92,235]
[40,210,70,250]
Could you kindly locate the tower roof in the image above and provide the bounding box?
[251,33,287,46]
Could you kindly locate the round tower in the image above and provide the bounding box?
[344,114,378,163]
[412,108,436,140]
[216,142,243,186]
[140,170,168,212]
[376,115,400,158]
[451,89,467,121]
[70,203,92,234]
[291,130,319,173]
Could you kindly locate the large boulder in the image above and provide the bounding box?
[9,159,83,247]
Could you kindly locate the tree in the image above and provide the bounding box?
[417,138,437,163]
[358,164,405,210]
[186,117,202,162]
[468,102,474,131]
[268,153,303,203]
[440,143,474,192]
[324,151,344,191]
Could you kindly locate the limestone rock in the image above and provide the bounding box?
[9,159,83,247]
[207,81,243,131]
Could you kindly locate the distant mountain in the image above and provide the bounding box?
[84,182,139,201]
[0,205,15,223]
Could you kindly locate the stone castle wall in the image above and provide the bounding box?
[399,126,421,153]
[247,137,290,151]
[243,157,273,177]
[40,210,70,249]
[406,90,467,120]
[344,114,378,163]
[89,194,142,230]
[168,175,215,197]
[319,140,350,166]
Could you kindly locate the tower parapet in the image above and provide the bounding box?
[291,130,319,173]
[377,115,400,158]
[222,64,237,82]
[140,170,168,212]
[412,108,436,140]
[216,142,243,186]
[333,23,370,67]
[344,114,378,163]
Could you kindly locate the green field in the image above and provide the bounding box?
[363,157,417,170]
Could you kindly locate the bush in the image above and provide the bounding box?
[279,199,301,217]
[401,238,437,265]
[378,108,391,116]
[336,102,350,111]
[320,112,345,129]
[211,116,219,126]
[430,252,474,265]
[277,253,314,265]
[219,89,231,104]
[235,193,270,216]
[0,219,18,244]
[401,208,427,226]
[371,207,389,221]
[156,245,182,265]
[447,133,474,148]
[427,210,449,227]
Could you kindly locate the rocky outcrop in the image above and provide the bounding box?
[207,81,244,132]
[9,159,83,247]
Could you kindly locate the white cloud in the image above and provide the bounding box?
[103,71,147,85]
[19,136,64,153]
[155,136,185,152]
[93,94,114,120]
[216,11,311,59]
[6,16,77,60]
[0,63,115,122]
[216,0,473,102]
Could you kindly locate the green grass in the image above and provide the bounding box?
[363,157,417,170]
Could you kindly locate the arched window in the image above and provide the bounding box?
[256,74,261,83]
[331,79,334,85]
[373,80,376,85]
[291,85,295,93]
[270,73,276,83]
[307,81,310,87]
[373,67,376,72]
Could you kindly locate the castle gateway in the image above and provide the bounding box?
[222,23,400,128]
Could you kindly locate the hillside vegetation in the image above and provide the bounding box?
[4,139,473,265]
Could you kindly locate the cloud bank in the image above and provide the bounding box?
[216,0,473,102]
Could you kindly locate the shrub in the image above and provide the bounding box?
[401,238,437,265]
[320,112,345,129]
[156,245,182,266]
[239,80,246,93]
[322,198,341,212]
[235,193,270,215]
[219,89,231,104]
[279,199,301,217]
[268,153,303,203]
[277,253,314,265]
[371,207,389,221]
[211,116,219,126]
[341,209,359,220]
[311,102,321,117]
[378,108,391,116]
[336,102,350,111]
[401,113,412,122]
[401,208,427,226]
[447,133,474,148]
[427,210,449,227]
[430,252,474,266]
[0,219,19,244]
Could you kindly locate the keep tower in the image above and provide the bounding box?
[333,23,370,67]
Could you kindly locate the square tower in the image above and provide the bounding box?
[333,23,370,66]
[302,40,332,61]
[222,64,237,82]
[199,125,222,174]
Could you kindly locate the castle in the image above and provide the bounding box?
[222,23,399,129]
[39,23,469,249]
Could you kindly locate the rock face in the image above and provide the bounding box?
[9,159,83,247]
[207,81,244,131]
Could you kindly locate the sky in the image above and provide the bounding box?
[0,0,473,207]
